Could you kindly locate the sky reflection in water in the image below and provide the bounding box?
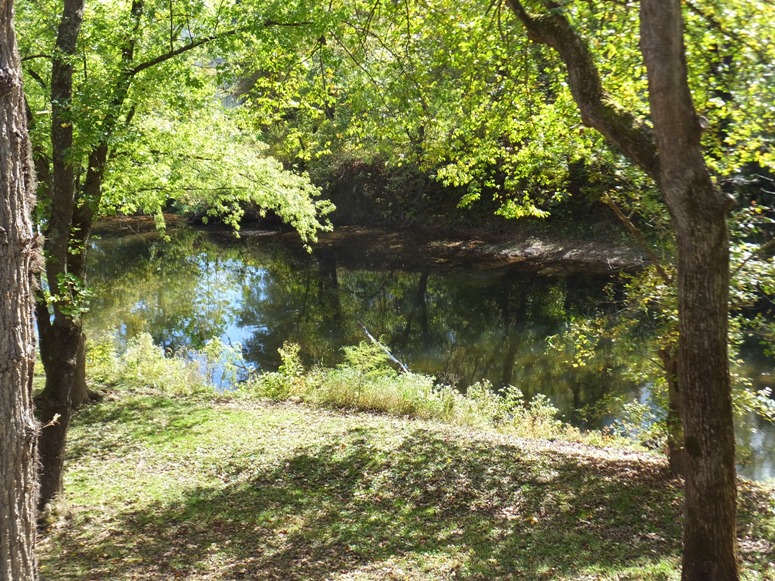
[85,226,775,481]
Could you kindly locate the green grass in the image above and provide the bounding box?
[38,391,775,580]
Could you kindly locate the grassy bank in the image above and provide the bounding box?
[39,387,774,580]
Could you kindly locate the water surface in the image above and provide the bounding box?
[85,224,775,480]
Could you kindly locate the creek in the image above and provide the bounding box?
[85,222,775,481]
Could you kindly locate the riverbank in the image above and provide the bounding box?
[93,212,647,275]
[284,225,647,274]
[39,388,774,580]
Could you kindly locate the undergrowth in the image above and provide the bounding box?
[87,332,246,395]
[87,333,621,445]
[245,340,586,442]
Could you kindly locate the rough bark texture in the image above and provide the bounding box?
[0,0,40,576]
[659,347,685,476]
[640,1,738,578]
[505,1,739,578]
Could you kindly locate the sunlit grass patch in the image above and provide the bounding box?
[46,333,773,579]
[38,387,775,580]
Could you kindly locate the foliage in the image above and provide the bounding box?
[102,100,333,242]
[17,0,334,269]
[41,272,96,320]
[239,0,606,215]
[87,332,247,396]
[118,333,205,395]
[245,341,577,441]
[87,328,577,441]
[234,0,775,223]
[197,337,248,389]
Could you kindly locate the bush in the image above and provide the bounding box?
[243,341,576,441]
[87,333,247,396]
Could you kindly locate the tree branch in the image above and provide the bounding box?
[505,0,660,181]
[23,67,47,93]
[21,53,52,62]
[602,194,673,285]
[130,18,313,78]
[130,29,241,76]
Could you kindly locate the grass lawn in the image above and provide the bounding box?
[38,392,775,580]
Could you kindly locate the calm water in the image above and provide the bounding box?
[85,225,775,481]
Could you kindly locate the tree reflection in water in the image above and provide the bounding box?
[86,225,775,480]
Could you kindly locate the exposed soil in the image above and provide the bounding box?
[234,225,648,275]
[93,214,648,275]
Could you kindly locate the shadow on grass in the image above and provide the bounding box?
[65,395,220,462]
[46,424,694,580]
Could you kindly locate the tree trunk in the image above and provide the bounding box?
[674,197,737,580]
[70,331,90,407]
[504,1,739,578]
[36,305,80,516]
[34,0,84,515]
[0,0,40,574]
[659,347,685,476]
[640,2,738,578]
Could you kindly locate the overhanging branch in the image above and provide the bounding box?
[505,0,660,181]
[131,18,314,77]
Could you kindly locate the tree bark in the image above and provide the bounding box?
[0,0,40,575]
[36,304,79,516]
[505,1,739,578]
[659,346,685,476]
[70,330,90,407]
[35,0,84,515]
[640,1,738,578]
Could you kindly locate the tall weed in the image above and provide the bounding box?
[244,341,575,440]
[87,333,244,396]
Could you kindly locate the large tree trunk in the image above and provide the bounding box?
[504,1,738,578]
[641,1,738,577]
[0,0,40,575]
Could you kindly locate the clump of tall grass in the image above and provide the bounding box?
[86,332,244,396]
[244,340,573,440]
[86,333,607,442]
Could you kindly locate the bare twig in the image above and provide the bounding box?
[602,194,673,285]
[358,321,410,374]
